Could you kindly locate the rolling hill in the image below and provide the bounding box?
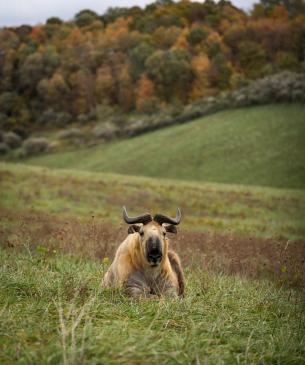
[1,162,305,240]
[25,104,305,189]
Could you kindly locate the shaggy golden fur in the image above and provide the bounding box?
[102,222,184,298]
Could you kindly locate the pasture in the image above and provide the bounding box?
[0,161,305,364]
[25,104,305,189]
[1,103,305,365]
[1,0,305,362]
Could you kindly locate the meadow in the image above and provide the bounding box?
[1,160,305,364]
[25,104,305,189]
[1,104,305,364]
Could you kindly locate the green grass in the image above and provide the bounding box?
[24,104,305,189]
[0,248,304,365]
[1,162,305,240]
[1,104,305,364]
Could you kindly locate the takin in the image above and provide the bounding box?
[102,207,185,298]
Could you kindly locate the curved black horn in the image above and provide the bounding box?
[154,208,181,226]
[122,206,152,225]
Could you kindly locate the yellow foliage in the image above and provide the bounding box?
[189,55,211,100]
[136,74,156,112]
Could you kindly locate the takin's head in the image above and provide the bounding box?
[123,206,181,268]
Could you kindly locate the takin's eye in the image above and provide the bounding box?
[139,231,144,237]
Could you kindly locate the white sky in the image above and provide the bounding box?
[0,0,256,27]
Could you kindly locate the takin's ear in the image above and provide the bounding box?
[128,224,141,234]
[164,224,177,234]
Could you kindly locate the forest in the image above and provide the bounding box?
[0,0,305,135]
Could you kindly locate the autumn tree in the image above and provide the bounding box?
[189,55,211,100]
[37,72,70,111]
[0,0,303,132]
[95,65,116,105]
[135,74,158,113]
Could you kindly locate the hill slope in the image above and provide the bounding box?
[25,104,305,189]
[2,162,305,240]
[1,162,305,364]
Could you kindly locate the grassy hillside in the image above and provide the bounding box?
[1,162,305,240]
[1,163,305,364]
[25,104,305,189]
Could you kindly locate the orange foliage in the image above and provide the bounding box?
[189,55,211,100]
[30,26,46,43]
[95,66,116,104]
[172,32,188,50]
[0,0,303,128]
[272,5,289,20]
[135,74,156,112]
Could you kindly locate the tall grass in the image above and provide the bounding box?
[0,248,304,365]
[1,162,305,240]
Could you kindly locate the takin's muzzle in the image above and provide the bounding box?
[146,236,163,266]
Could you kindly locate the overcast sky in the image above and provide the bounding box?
[0,0,256,27]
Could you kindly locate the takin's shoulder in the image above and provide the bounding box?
[102,234,139,288]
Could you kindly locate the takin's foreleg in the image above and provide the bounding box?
[124,271,178,299]
[124,271,157,298]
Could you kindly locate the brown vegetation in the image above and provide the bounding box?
[1,209,304,289]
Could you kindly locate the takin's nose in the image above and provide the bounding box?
[147,249,162,266]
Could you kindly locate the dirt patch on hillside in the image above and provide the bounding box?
[1,209,304,289]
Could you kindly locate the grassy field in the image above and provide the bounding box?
[1,162,305,240]
[24,104,305,189]
[1,162,305,364]
[1,248,304,365]
[1,101,305,365]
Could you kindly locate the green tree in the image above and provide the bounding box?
[19,52,45,92]
[187,27,208,47]
[130,42,155,80]
[146,49,194,102]
[238,41,268,78]
[208,53,232,89]
[74,9,100,27]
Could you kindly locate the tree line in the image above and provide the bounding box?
[0,0,304,134]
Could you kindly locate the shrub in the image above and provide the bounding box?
[38,109,57,125]
[57,128,82,140]
[77,114,89,123]
[3,131,22,149]
[93,122,119,140]
[22,138,49,156]
[56,112,72,126]
[38,110,72,126]
[0,142,9,154]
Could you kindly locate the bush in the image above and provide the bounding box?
[22,138,49,156]
[77,114,89,123]
[231,71,305,105]
[38,109,57,125]
[38,110,72,126]
[57,128,82,140]
[0,142,9,154]
[56,112,72,125]
[93,122,119,140]
[3,131,22,149]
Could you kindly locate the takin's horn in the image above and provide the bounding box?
[122,206,152,225]
[154,208,181,226]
